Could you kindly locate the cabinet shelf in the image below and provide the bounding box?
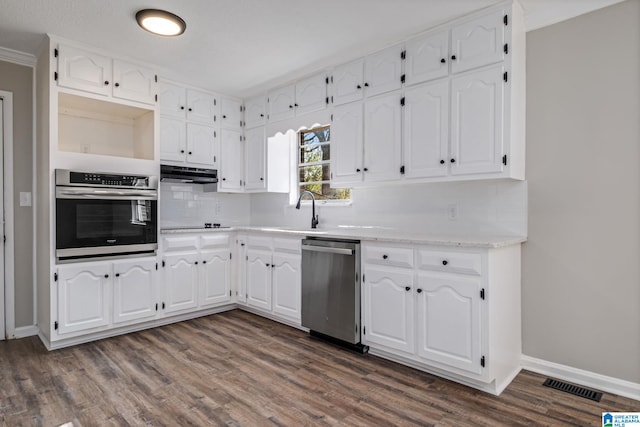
[58,92,155,160]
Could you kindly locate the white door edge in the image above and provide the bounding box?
[0,90,15,340]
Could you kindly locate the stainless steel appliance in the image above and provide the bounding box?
[160,164,217,191]
[301,237,365,350]
[55,169,158,260]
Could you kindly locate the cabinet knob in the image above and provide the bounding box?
[203,260,206,264]
[188,108,192,112]
[294,103,299,107]
[104,274,109,278]
[115,273,120,277]
[364,167,369,172]
[222,115,227,119]
[195,261,198,265]
[356,85,362,89]
[104,80,109,85]
[272,264,275,269]
[440,58,446,63]
[180,106,185,110]
[114,82,120,87]
[440,160,445,165]
[364,82,369,87]
[442,260,448,266]
[222,177,226,181]
[382,254,388,260]
[266,263,270,267]
[260,113,264,117]
[188,151,192,155]
[289,105,293,109]
[260,177,264,181]
[405,286,411,292]
[417,288,423,294]
[451,55,457,60]
[356,168,361,172]
[180,149,185,154]
[450,159,456,163]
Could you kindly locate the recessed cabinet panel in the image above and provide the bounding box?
[112,60,156,105]
[159,117,187,162]
[268,85,296,122]
[244,127,266,191]
[56,262,111,335]
[272,252,301,321]
[295,74,327,116]
[244,95,266,128]
[450,65,504,176]
[163,253,199,314]
[57,45,112,96]
[219,129,244,192]
[159,82,186,118]
[416,249,482,276]
[363,267,414,354]
[405,30,450,85]
[332,60,365,106]
[186,123,218,167]
[451,10,505,74]
[363,93,402,182]
[220,97,243,129]
[200,249,231,308]
[331,102,364,185]
[364,45,403,98]
[403,80,450,179]
[187,89,218,125]
[246,249,272,311]
[112,259,157,324]
[416,274,483,375]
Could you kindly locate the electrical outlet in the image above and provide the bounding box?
[447,204,458,221]
[81,144,90,153]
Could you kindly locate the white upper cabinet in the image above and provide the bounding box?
[159,117,186,163]
[220,97,243,129]
[186,123,219,168]
[295,74,327,116]
[364,44,404,98]
[363,92,402,182]
[403,80,450,179]
[244,127,266,191]
[451,9,506,74]
[268,85,296,122]
[56,44,156,105]
[331,102,364,185]
[405,29,450,86]
[244,95,266,128]
[450,65,504,176]
[159,82,187,118]
[332,60,364,106]
[159,83,218,124]
[219,129,244,192]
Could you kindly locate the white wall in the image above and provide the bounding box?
[523,0,640,383]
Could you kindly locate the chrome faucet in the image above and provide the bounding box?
[295,190,319,229]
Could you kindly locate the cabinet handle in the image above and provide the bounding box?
[451,55,457,60]
[364,82,369,87]
[382,254,388,260]
[356,168,361,172]
[104,80,109,85]
[450,159,456,163]
[440,58,446,63]
[115,273,120,277]
[114,82,120,87]
[104,274,109,278]
[440,159,445,165]
[417,288,423,294]
[405,286,411,291]
[442,260,448,266]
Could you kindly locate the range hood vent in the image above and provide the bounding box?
[160,164,218,191]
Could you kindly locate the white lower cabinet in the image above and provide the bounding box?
[362,242,521,395]
[55,257,158,338]
[163,252,200,314]
[242,235,301,324]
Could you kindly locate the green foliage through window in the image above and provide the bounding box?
[298,126,350,201]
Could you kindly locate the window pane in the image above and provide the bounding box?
[299,184,351,201]
[300,127,330,147]
[299,165,330,183]
[299,144,330,165]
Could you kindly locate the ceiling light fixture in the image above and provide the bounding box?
[136,9,186,36]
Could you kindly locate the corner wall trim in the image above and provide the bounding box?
[521,355,640,401]
[13,325,38,339]
[0,47,37,67]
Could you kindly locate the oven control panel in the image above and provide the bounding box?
[55,169,157,189]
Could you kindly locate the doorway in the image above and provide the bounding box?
[0,90,13,340]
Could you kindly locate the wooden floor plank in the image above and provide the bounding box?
[0,310,637,426]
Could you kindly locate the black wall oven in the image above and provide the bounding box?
[55,169,158,260]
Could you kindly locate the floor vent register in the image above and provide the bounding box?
[542,378,603,402]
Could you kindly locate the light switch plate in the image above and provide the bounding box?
[19,192,32,207]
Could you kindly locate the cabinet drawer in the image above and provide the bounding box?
[162,236,198,252]
[416,249,482,276]
[273,238,301,254]
[200,234,230,249]
[364,245,414,268]
[247,236,273,251]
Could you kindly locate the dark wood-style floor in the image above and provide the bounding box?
[0,310,636,426]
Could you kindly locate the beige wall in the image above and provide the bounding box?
[524,0,640,382]
[0,60,34,328]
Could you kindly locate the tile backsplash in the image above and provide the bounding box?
[160,183,250,228]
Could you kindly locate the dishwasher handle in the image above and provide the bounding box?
[302,244,354,256]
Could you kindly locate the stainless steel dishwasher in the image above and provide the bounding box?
[301,237,366,351]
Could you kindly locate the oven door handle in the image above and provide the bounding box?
[57,189,157,200]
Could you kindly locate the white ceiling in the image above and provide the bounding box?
[0,0,624,98]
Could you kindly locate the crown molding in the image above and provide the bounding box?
[0,46,36,67]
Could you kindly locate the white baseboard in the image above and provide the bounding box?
[13,325,39,338]
[521,355,640,401]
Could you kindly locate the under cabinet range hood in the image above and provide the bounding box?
[160,165,218,191]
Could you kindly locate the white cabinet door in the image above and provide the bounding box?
[364,45,403,98]
[220,97,242,129]
[268,85,295,122]
[200,249,231,308]
[159,82,187,118]
[244,127,266,191]
[219,129,244,192]
[363,92,402,182]
[187,89,218,125]
[186,123,218,167]
[416,273,483,375]
[331,102,363,185]
[363,266,414,354]
[163,252,199,314]
[57,45,112,96]
[112,60,156,105]
[244,95,266,128]
[246,249,272,311]
[112,258,157,324]
[56,262,111,335]
[450,65,504,176]
[159,117,186,162]
[295,74,327,116]
[403,80,450,179]
[451,9,506,74]
[405,29,450,85]
[272,252,301,322]
[332,59,364,106]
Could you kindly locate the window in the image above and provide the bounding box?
[298,126,350,201]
